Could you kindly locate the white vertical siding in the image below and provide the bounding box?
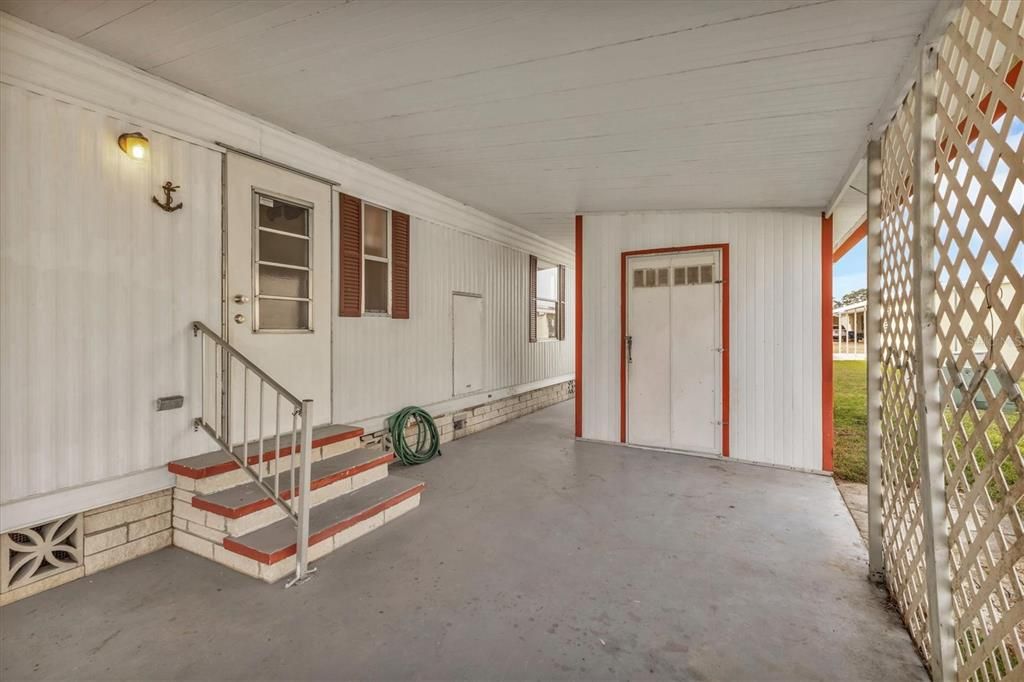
[0,85,221,504]
[581,210,823,471]
[0,23,574,512]
[333,216,574,424]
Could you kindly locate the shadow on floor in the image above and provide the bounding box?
[0,400,925,681]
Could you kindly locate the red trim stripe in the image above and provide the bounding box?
[721,245,730,458]
[222,483,425,564]
[168,426,364,479]
[191,454,395,519]
[574,215,583,438]
[619,244,730,456]
[821,213,834,472]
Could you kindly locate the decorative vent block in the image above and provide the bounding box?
[0,514,83,593]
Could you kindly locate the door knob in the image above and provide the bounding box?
[233,294,249,304]
[234,313,246,324]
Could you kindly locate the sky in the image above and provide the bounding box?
[833,239,866,300]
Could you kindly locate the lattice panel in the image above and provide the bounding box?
[0,514,83,592]
[934,1,1024,679]
[880,83,934,662]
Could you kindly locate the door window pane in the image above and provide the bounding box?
[258,199,308,236]
[259,265,308,298]
[365,259,389,314]
[259,230,308,267]
[260,299,309,330]
[364,204,389,258]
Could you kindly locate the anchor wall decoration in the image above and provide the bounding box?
[153,181,183,212]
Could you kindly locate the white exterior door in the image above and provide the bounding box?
[627,251,722,455]
[452,293,484,396]
[225,153,333,429]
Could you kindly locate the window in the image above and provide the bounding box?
[536,260,558,340]
[363,203,390,314]
[530,256,565,342]
[673,263,714,286]
[254,192,312,331]
[339,194,409,319]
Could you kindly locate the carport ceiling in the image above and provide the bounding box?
[0,0,936,247]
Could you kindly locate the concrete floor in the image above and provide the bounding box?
[0,400,925,681]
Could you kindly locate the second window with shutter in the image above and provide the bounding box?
[529,256,566,342]
[339,193,410,319]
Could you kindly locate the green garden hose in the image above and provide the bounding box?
[388,406,441,465]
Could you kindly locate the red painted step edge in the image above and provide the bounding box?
[222,483,425,565]
[191,453,395,519]
[168,426,364,479]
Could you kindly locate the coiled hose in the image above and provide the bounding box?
[388,406,441,465]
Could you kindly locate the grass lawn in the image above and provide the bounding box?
[832,359,1021,496]
[833,360,868,483]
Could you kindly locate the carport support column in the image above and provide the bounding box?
[865,138,884,585]
[911,45,956,682]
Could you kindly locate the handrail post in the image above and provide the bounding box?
[287,399,316,588]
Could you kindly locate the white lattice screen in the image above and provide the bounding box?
[879,1,1023,679]
[881,84,934,660]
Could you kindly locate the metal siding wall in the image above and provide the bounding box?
[581,210,822,470]
[332,215,574,425]
[0,85,221,504]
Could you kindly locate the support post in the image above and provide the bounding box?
[911,45,956,682]
[286,399,316,588]
[821,213,834,472]
[865,138,885,584]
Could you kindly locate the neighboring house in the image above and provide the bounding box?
[833,299,867,359]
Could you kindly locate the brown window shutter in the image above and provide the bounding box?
[339,193,362,317]
[557,264,566,340]
[392,211,410,319]
[528,255,538,343]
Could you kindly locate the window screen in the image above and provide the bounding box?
[363,203,391,314]
[254,193,311,331]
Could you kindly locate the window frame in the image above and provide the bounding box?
[535,258,561,342]
[361,201,392,316]
[251,189,314,334]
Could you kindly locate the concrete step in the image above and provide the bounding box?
[222,476,424,579]
[169,423,364,479]
[191,448,394,519]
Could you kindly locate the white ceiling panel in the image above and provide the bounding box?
[0,0,937,247]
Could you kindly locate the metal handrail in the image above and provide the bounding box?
[192,321,315,587]
[192,321,302,407]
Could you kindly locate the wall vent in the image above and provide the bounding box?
[1,514,83,593]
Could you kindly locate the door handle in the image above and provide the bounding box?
[626,335,633,364]
[233,294,249,304]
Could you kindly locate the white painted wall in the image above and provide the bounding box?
[0,85,221,504]
[0,16,573,515]
[580,210,824,471]
[333,218,573,427]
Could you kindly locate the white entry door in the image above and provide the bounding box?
[626,251,722,454]
[225,153,333,428]
[452,293,484,396]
